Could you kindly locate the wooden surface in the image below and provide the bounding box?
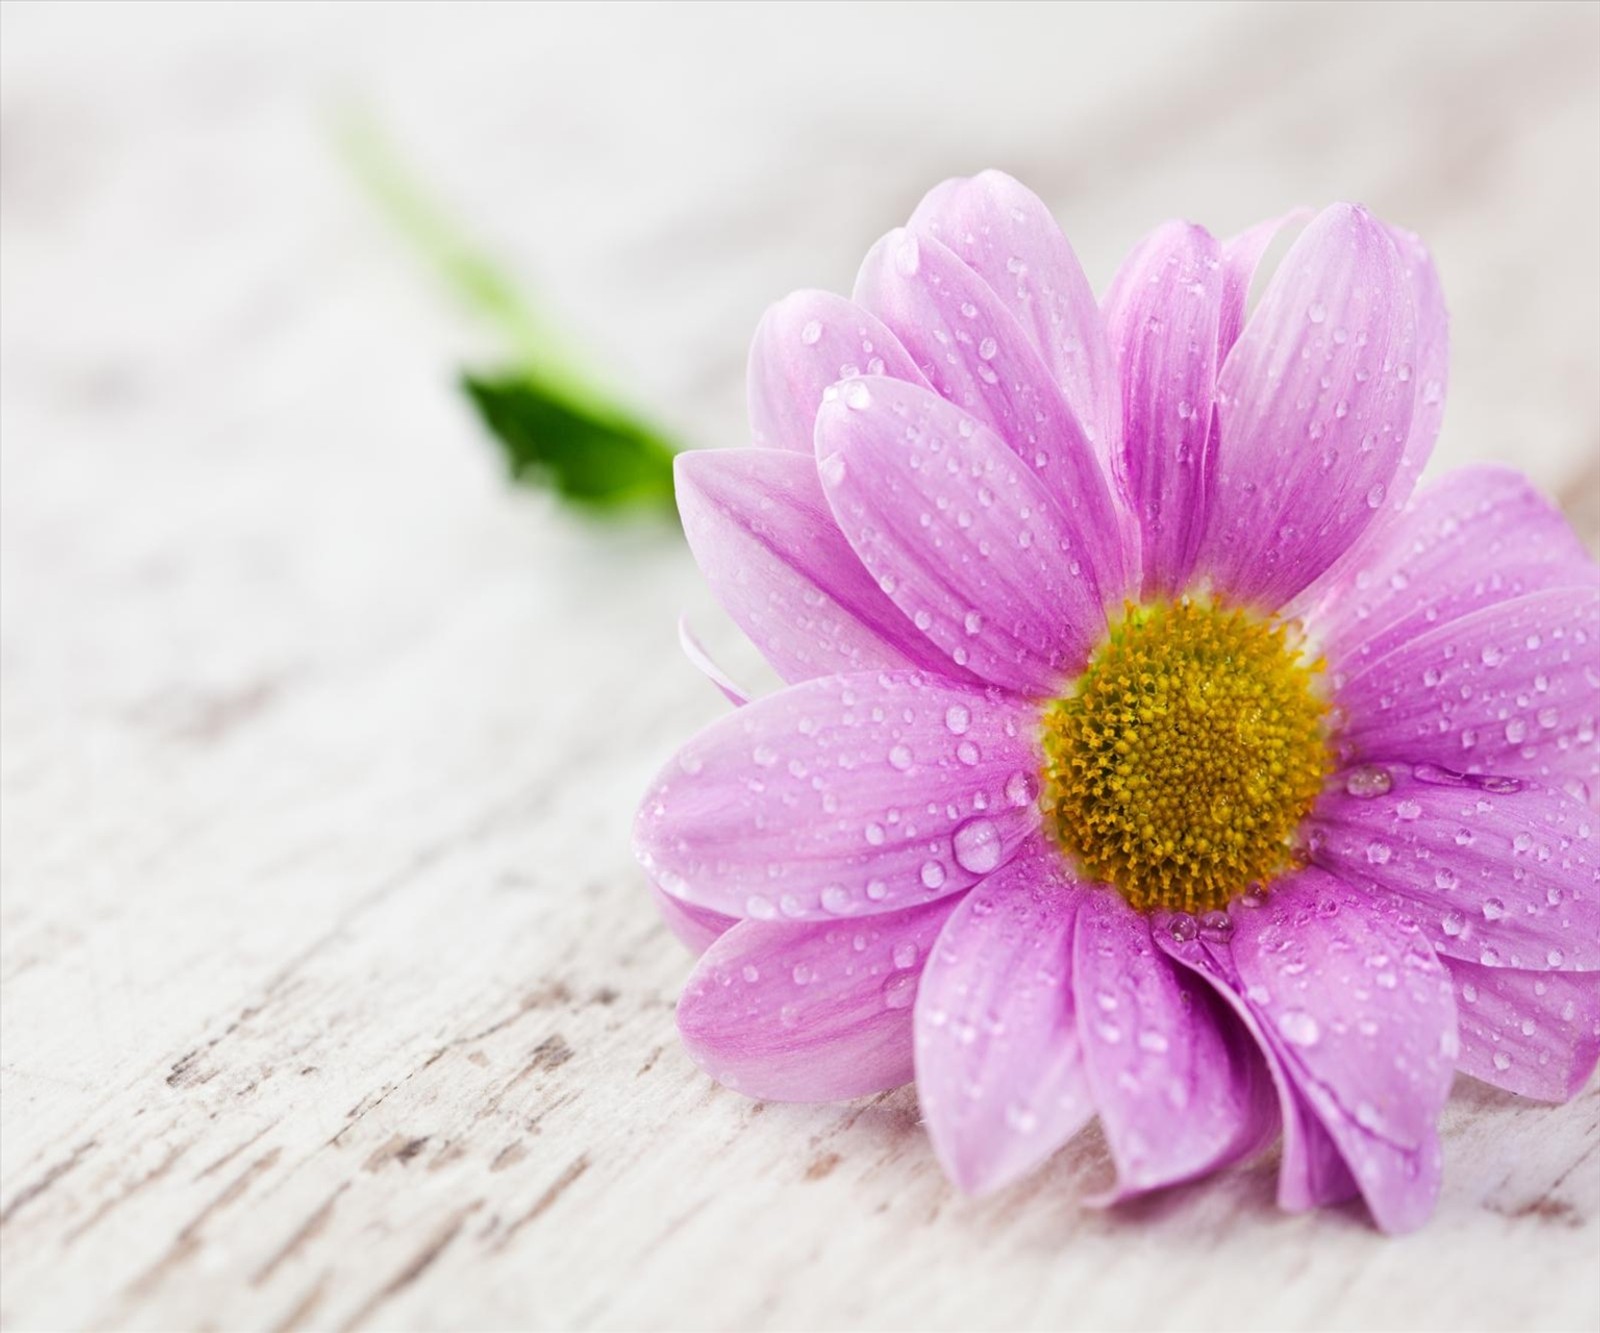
[3,3,1599,1330]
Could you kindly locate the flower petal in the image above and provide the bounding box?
[816,376,1110,695]
[853,227,1131,596]
[1378,223,1448,521]
[1153,916,1360,1215]
[677,899,958,1101]
[1157,870,1458,1232]
[1216,209,1313,358]
[913,845,1094,1194]
[1447,960,1600,1102]
[1102,222,1223,595]
[1333,587,1600,792]
[1310,764,1600,972]
[746,290,931,453]
[906,170,1120,474]
[649,878,737,956]
[678,615,750,707]
[1072,889,1277,1201]
[1230,871,1456,1233]
[1196,204,1418,609]
[1296,465,1595,670]
[635,670,1042,921]
[675,448,968,683]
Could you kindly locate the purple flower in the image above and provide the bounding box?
[634,173,1600,1232]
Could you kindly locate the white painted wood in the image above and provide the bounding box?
[2,3,1597,1329]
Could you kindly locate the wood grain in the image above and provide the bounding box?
[2,3,1597,1329]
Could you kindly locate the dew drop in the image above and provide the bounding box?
[1005,771,1040,808]
[799,319,823,346]
[1004,1102,1038,1132]
[1345,765,1393,798]
[821,884,854,915]
[882,972,917,1009]
[952,818,1003,874]
[1277,1009,1321,1047]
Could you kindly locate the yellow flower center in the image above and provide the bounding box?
[1040,597,1331,915]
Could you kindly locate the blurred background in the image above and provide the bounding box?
[3,4,1598,1331]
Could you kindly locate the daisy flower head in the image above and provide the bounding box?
[635,173,1600,1232]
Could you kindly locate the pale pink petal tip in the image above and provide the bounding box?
[676,614,750,708]
[648,878,736,956]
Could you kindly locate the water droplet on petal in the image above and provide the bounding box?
[1166,913,1199,943]
[1345,765,1393,798]
[1005,771,1039,808]
[952,818,1003,874]
[1277,1010,1321,1046]
[882,972,917,1009]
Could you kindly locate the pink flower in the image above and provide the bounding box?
[634,173,1600,1232]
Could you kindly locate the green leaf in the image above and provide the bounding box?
[461,371,679,516]
[338,108,684,521]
